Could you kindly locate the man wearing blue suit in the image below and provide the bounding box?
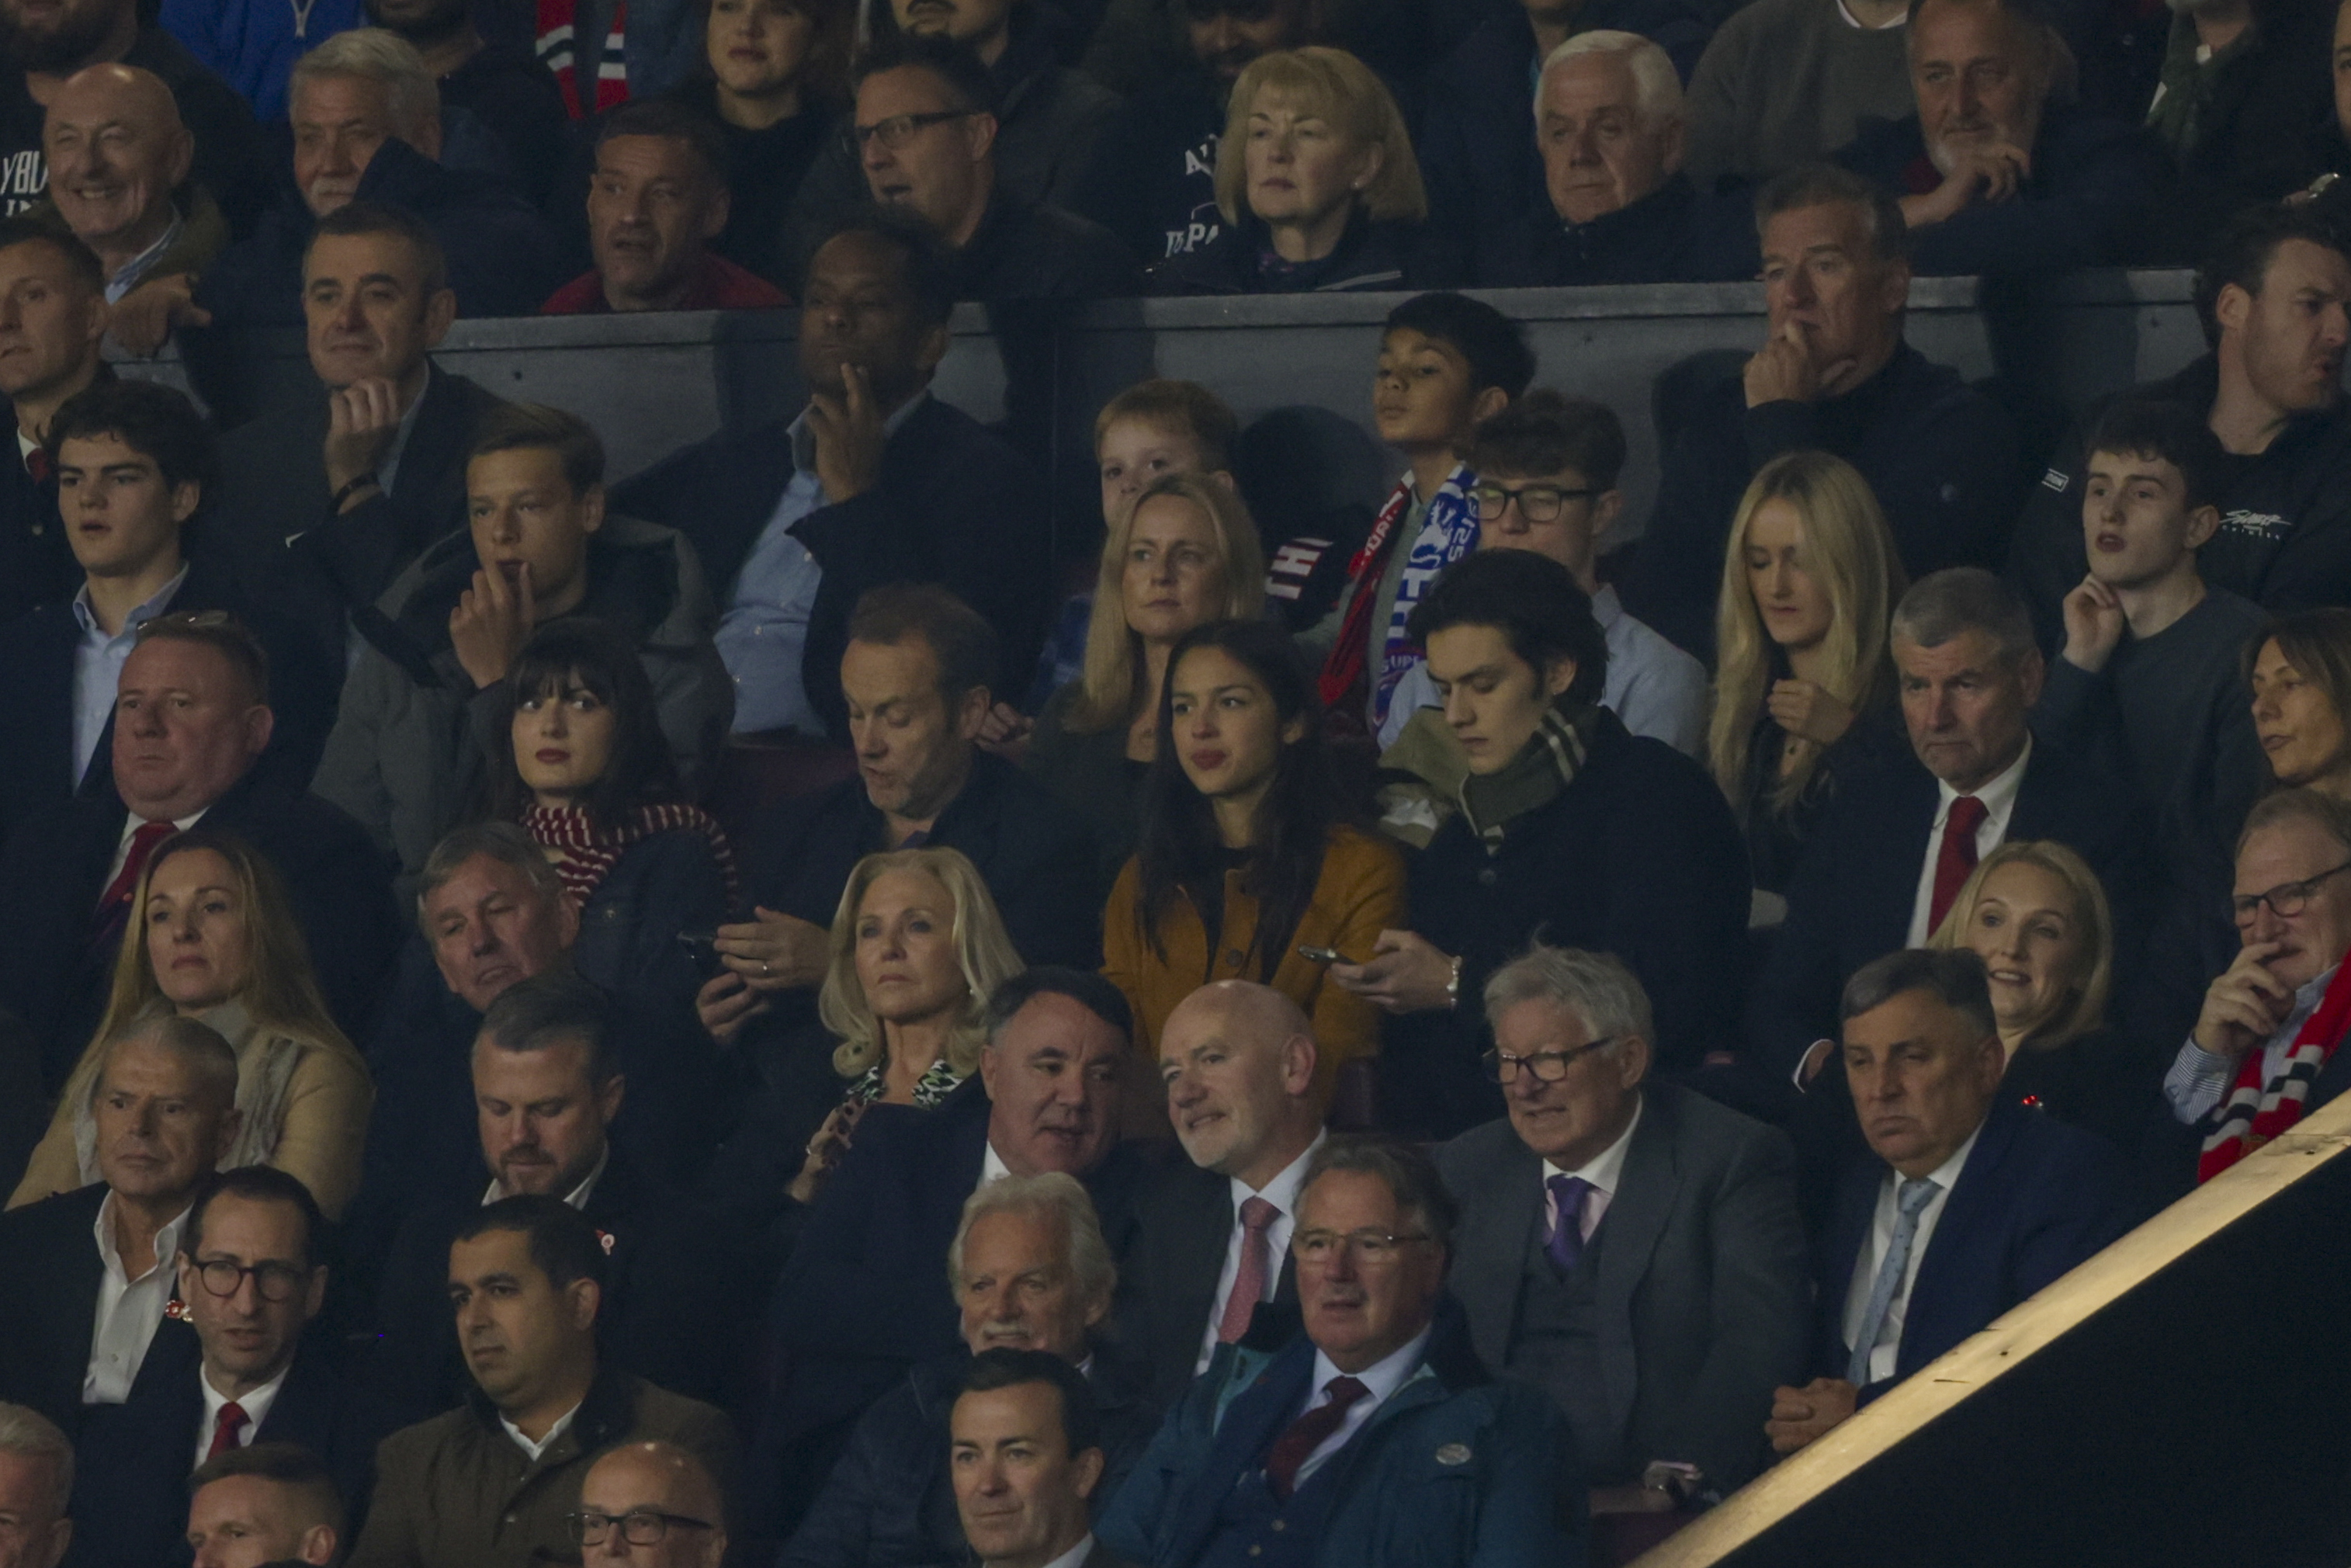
[1098,1136,1583,1568]
[1765,949,2138,1455]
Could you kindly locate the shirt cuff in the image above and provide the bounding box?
[2162,1038,2235,1125]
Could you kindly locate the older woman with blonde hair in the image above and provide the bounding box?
[1708,449,1908,897]
[9,829,372,1216]
[1151,46,1431,294]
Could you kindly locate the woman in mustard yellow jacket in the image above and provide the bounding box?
[1103,619,1405,1096]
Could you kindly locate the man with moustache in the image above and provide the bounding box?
[0,1403,73,1568]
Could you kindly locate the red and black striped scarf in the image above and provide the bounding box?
[521,802,739,911]
[2198,959,2351,1182]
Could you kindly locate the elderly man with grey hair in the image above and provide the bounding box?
[1435,945,1807,1508]
[0,1403,73,1568]
[781,1172,1159,1568]
[1753,567,2149,1090]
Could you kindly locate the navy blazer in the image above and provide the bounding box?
[1818,1098,2139,1396]
[0,1181,109,1432]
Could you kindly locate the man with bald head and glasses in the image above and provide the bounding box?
[570,1440,728,1567]
[2165,789,2351,1183]
[1435,945,1807,1510]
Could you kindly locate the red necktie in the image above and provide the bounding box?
[1264,1375,1368,1501]
[205,1400,248,1461]
[25,446,49,484]
[93,820,178,933]
[1216,1196,1278,1345]
[1929,795,1989,933]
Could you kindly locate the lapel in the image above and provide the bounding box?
[1446,1129,1543,1375]
[1593,1091,1678,1436]
[1820,1158,1881,1372]
[1171,1339,1315,1565]
[255,1342,340,1452]
[1164,1166,1234,1373]
[1898,1104,2020,1378]
[1864,761,1943,952]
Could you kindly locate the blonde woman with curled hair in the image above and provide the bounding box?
[1708,449,1908,895]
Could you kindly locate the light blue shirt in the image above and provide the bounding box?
[714,392,927,735]
[2165,964,2336,1124]
[372,368,432,501]
[70,563,187,786]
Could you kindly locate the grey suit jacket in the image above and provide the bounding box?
[1434,1081,1811,1491]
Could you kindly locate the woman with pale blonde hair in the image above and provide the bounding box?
[1152,46,1430,295]
[1708,449,1907,894]
[9,829,372,1216]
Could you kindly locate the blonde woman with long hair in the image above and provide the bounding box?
[9,829,373,1216]
[1708,449,1908,893]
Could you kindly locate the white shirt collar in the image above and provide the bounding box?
[199,1360,289,1462]
[71,562,188,639]
[1590,583,1625,630]
[1907,1119,1983,1195]
[484,1144,609,1210]
[94,1191,190,1284]
[1036,1534,1098,1568]
[1309,1321,1434,1410]
[1541,1093,1642,1198]
[501,1400,581,1463]
[979,1139,1013,1189]
[1933,732,2031,826]
[1231,1129,1324,1214]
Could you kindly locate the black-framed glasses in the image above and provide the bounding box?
[1469,482,1599,525]
[847,110,976,154]
[2231,860,2351,924]
[1481,1035,1620,1084]
[1292,1227,1432,1266]
[190,1258,310,1303]
[567,1510,718,1548]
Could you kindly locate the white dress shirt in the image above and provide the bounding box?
[484,1146,609,1211]
[71,563,189,785]
[978,1140,1013,1191]
[194,1362,288,1469]
[1541,1096,1643,1244]
[1291,1325,1435,1490]
[2164,964,2338,1124]
[1194,1134,1324,1374]
[1904,737,2032,947]
[103,807,206,889]
[1839,1125,1982,1384]
[501,1401,581,1462]
[85,1195,191,1404]
[1037,1534,1098,1568]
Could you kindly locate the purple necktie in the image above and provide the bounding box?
[1545,1174,1593,1276]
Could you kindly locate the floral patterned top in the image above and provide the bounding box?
[844,1056,967,1108]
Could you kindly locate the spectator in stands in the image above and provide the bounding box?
[373,973,734,1423]
[352,1195,737,1567]
[612,210,1053,740]
[1104,619,1403,1093]
[315,401,731,877]
[784,1173,1156,1568]
[1417,0,1711,287]
[1029,468,1265,883]
[2141,0,2331,254]
[574,1440,730,1568]
[950,1351,1119,1568]
[1149,47,1428,296]
[0,220,102,624]
[1625,165,2023,661]
[695,586,1098,1051]
[2011,203,2351,636]
[64,1168,370,1568]
[1099,1136,1578,1567]
[0,1403,72,1568]
[184,1442,345,1567]
[362,0,573,210]
[0,1015,240,1432]
[1381,390,1706,759]
[1708,450,1905,897]
[0,0,269,237]
[1767,949,2133,1454]
[1681,0,1912,191]
[198,31,564,328]
[1121,981,1323,1408]
[1477,32,1758,289]
[211,201,510,665]
[1437,945,1809,1499]
[12,829,372,1215]
[1835,0,2169,275]
[0,613,398,1101]
[2251,609,2351,798]
[544,100,791,313]
[659,0,851,284]
[1072,0,1315,266]
[1311,292,1533,736]
[851,34,1136,300]
[758,969,1148,1545]
[487,620,735,1026]
[2164,789,2351,1181]
[1338,550,1746,1139]
[0,379,336,841]
[1753,570,2148,1088]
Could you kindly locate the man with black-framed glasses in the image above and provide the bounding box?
[571,1440,728,1567]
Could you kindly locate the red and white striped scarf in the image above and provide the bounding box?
[536,0,629,116]
[2198,959,2351,1182]
[521,802,738,911]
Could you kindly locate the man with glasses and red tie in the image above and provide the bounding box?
[1097,1136,1581,1568]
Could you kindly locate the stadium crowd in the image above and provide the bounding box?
[0,0,2346,1560]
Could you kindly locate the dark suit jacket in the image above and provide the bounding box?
[1750,741,2151,1079]
[64,1320,383,1568]
[0,769,400,1094]
[1114,1159,1302,1410]
[0,396,81,624]
[0,1181,108,1431]
[1434,1084,1812,1491]
[609,393,1053,741]
[1818,1098,2138,1396]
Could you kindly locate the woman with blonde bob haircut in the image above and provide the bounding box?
[1153,46,1430,295]
[9,829,373,1216]
[1708,449,1906,894]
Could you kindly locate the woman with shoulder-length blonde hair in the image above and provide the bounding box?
[1028,470,1266,877]
[9,828,373,1216]
[1708,449,1907,894]
[1152,45,1430,295]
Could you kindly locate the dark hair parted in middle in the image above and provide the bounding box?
[487,620,681,831]
[1406,548,1609,709]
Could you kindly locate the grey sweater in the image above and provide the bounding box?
[1684,0,1915,189]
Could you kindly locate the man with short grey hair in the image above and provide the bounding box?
[0,1402,72,1568]
[1753,567,2148,1085]
[1437,945,1808,1502]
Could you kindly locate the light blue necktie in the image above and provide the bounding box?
[1846,1177,1940,1386]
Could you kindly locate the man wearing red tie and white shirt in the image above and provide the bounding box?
[1752,568,2150,1093]
[1120,982,1326,1408]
